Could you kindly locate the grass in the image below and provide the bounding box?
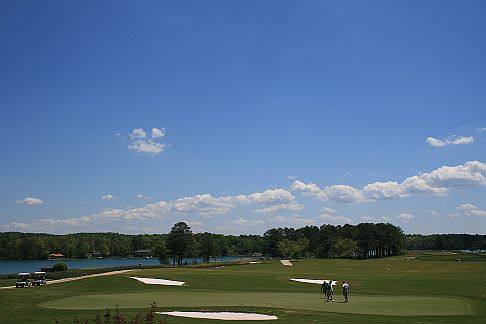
[0,252,485,323]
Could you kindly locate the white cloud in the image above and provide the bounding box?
[254,203,304,214]
[129,140,166,154]
[414,161,486,188]
[292,161,486,204]
[324,185,365,203]
[130,128,147,139]
[400,175,448,196]
[136,194,150,200]
[151,127,166,138]
[291,181,364,203]
[363,181,407,200]
[477,127,486,132]
[321,207,337,214]
[101,194,114,201]
[3,188,302,231]
[122,127,168,155]
[15,197,44,205]
[426,135,474,147]
[397,213,414,222]
[236,188,296,205]
[457,204,486,217]
[170,194,235,215]
[319,213,353,225]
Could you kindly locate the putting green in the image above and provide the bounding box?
[39,291,473,316]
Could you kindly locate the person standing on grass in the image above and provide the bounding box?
[324,280,333,302]
[321,280,327,299]
[328,280,334,302]
[342,281,350,302]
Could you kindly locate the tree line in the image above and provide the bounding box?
[405,234,486,251]
[0,222,407,263]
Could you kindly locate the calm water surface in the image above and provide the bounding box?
[0,256,257,275]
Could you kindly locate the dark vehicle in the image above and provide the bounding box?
[32,272,47,286]
[15,273,31,288]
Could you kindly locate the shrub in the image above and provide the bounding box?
[52,262,68,272]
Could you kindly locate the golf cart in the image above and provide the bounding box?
[15,273,32,288]
[32,271,47,286]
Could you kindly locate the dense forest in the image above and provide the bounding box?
[405,233,486,251]
[0,222,406,263]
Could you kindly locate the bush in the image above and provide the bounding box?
[52,262,68,272]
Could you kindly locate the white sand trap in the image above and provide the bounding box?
[156,311,278,321]
[280,260,293,266]
[130,277,184,286]
[291,278,337,286]
[249,261,262,264]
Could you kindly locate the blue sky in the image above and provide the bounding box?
[1,0,485,235]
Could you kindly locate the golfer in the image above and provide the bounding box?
[328,280,334,302]
[320,281,327,299]
[342,281,350,302]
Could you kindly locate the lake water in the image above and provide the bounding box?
[0,256,259,275]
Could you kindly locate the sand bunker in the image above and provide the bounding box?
[156,311,278,321]
[249,261,262,264]
[280,260,293,266]
[130,277,184,286]
[291,278,337,286]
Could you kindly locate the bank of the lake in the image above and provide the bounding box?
[0,256,258,275]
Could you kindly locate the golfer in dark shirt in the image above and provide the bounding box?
[342,281,350,302]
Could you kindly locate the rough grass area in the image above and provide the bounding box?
[1,252,485,323]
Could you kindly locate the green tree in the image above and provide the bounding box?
[199,232,216,263]
[167,222,193,266]
[331,238,359,259]
[152,237,169,265]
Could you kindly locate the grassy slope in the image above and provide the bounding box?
[0,252,485,323]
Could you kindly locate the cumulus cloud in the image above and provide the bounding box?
[122,127,168,155]
[397,213,414,222]
[426,135,474,147]
[236,188,296,205]
[130,128,147,139]
[2,188,301,232]
[363,181,407,200]
[129,140,166,154]
[292,161,486,204]
[151,127,166,138]
[170,194,235,215]
[136,194,150,200]
[291,181,364,203]
[457,204,486,217]
[15,197,44,205]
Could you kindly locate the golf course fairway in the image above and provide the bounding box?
[40,291,472,316]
